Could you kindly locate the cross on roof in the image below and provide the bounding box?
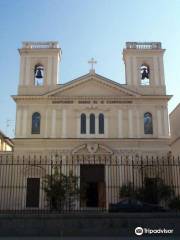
[88,57,97,72]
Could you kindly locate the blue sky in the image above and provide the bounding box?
[0,0,180,137]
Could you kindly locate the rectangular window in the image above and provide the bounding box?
[26,178,40,208]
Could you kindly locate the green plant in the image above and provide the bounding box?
[141,178,175,204]
[64,170,80,208]
[43,166,80,210]
[156,179,174,202]
[120,182,137,198]
[119,178,175,204]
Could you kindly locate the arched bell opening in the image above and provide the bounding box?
[34,64,44,86]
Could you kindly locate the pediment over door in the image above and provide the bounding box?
[71,143,114,155]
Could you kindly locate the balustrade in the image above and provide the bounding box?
[126,42,161,49]
[22,41,59,49]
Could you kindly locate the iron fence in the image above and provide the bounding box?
[0,154,180,214]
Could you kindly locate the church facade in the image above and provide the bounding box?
[0,41,175,211]
[13,41,171,156]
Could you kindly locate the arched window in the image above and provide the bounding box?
[90,114,95,134]
[34,64,44,86]
[99,113,104,134]
[140,64,150,86]
[80,113,86,134]
[144,112,153,134]
[32,112,41,134]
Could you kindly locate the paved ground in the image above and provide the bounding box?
[0,237,179,240]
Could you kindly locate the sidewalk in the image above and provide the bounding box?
[0,237,179,240]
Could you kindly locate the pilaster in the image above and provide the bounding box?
[62,109,67,138]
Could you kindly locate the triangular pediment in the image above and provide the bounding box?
[44,73,140,97]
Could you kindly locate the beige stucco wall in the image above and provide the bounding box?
[15,98,170,139]
[12,41,171,155]
[18,42,61,95]
[123,47,166,95]
[0,42,177,211]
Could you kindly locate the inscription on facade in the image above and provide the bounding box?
[52,101,74,104]
[52,100,132,104]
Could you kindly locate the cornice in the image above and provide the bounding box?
[123,48,165,55]
[12,94,172,102]
[18,48,61,56]
[14,137,170,141]
[169,136,180,146]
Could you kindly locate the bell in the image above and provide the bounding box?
[141,68,149,79]
[35,68,43,79]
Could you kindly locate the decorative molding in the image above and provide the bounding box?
[71,143,113,155]
[12,95,172,102]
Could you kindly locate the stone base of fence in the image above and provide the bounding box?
[0,213,180,237]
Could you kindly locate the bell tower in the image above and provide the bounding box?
[18,41,61,95]
[123,42,166,95]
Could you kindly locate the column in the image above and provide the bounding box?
[57,55,60,84]
[87,114,90,135]
[126,57,132,85]
[19,56,25,85]
[77,114,80,137]
[163,107,169,137]
[51,109,56,138]
[153,56,159,86]
[22,108,27,137]
[62,109,67,138]
[53,56,57,85]
[128,109,133,138]
[136,108,140,138]
[95,114,98,135]
[157,109,163,137]
[132,56,137,85]
[105,115,108,138]
[25,56,30,86]
[159,56,165,86]
[44,109,48,138]
[47,56,52,85]
[118,110,123,138]
[16,108,22,137]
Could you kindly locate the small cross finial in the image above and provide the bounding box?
[88,57,97,73]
